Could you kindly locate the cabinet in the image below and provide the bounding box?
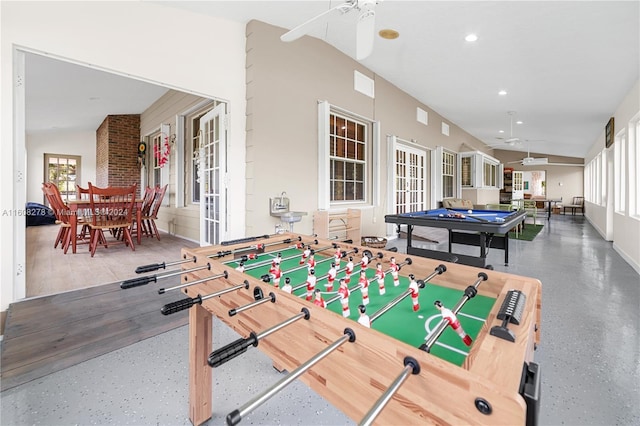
[313,209,361,243]
[500,167,514,203]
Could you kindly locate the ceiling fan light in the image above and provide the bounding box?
[379,29,399,39]
[465,33,478,42]
[498,90,507,95]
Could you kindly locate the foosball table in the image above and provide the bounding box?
[124,232,541,425]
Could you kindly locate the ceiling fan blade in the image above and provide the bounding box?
[355,5,376,60]
[280,1,357,42]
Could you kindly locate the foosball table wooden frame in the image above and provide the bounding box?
[178,233,541,425]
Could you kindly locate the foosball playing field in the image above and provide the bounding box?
[124,233,542,426]
[225,243,496,367]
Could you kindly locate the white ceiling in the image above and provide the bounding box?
[25,0,639,159]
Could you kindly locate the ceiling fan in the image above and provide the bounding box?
[493,111,522,146]
[280,0,380,60]
[508,144,584,167]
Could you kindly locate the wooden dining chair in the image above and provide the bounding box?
[142,184,167,240]
[129,186,155,239]
[42,183,71,251]
[87,183,137,257]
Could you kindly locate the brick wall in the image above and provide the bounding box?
[95,115,141,195]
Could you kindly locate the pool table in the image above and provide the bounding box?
[385,207,526,267]
[170,233,541,426]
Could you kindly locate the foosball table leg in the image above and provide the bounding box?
[189,303,212,426]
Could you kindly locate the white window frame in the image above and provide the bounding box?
[614,129,627,214]
[459,151,502,189]
[318,101,380,210]
[629,112,640,218]
[43,153,81,204]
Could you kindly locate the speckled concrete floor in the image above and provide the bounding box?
[1,215,639,425]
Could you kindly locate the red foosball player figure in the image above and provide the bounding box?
[357,304,370,328]
[235,261,245,273]
[307,250,316,271]
[375,263,385,295]
[344,256,354,284]
[408,274,420,312]
[358,269,369,305]
[272,252,282,269]
[305,268,317,302]
[326,262,337,291]
[360,252,370,270]
[334,245,343,266]
[434,300,472,346]
[313,288,326,308]
[270,263,282,288]
[390,257,400,287]
[299,245,311,265]
[338,278,350,317]
[281,277,292,294]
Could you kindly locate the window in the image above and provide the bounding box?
[459,151,501,188]
[151,131,163,187]
[329,112,367,202]
[630,113,640,217]
[614,130,626,213]
[442,150,455,198]
[44,154,81,203]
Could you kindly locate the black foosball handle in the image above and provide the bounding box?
[161,295,203,315]
[135,263,165,274]
[120,275,157,289]
[208,332,259,368]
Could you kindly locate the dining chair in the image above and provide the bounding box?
[563,196,584,215]
[129,186,155,239]
[87,183,137,257]
[142,184,167,240]
[42,183,71,251]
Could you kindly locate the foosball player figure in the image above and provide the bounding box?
[360,252,370,270]
[334,245,343,266]
[306,250,316,271]
[358,269,370,305]
[272,252,282,269]
[433,300,472,346]
[305,268,317,302]
[375,262,385,295]
[281,277,292,294]
[390,257,400,287]
[271,263,282,288]
[235,261,245,273]
[338,278,350,317]
[344,256,354,283]
[326,262,337,291]
[299,245,312,265]
[313,288,327,308]
[408,274,420,312]
[357,304,370,328]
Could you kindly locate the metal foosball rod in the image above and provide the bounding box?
[369,263,446,324]
[421,271,488,352]
[121,263,212,289]
[160,280,251,315]
[276,247,359,287]
[221,238,318,267]
[208,307,311,367]
[157,270,228,294]
[228,287,276,316]
[240,240,323,273]
[358,356,421,426]
[226,328,357,426]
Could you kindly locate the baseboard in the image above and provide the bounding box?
[613,242,640,276]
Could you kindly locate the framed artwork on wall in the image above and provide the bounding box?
[605,117,615,148]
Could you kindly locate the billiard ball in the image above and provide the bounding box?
[439,214,444,217]
[468,209,473,214]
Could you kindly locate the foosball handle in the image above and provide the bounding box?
[120,275,157,289]
[161,295,202,315]
[208,332,259,368]
[135,263,165,273]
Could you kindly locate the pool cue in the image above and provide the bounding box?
[121,263,212,289]
[226,328,356,426]
[369,264,446,324]
[208,307,311,367]
[161,280,250,315]
[421,271,488,352]
[228,287,276,316]
[358,356,421,426]
[158,270,228,294]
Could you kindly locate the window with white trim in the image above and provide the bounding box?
[442,150,455,198]
[151,131,163,187]
[44,154,81,203]
[186,101,217,204]
[614,130,626,213]
[329,112,367,203]
[459,151,501,188]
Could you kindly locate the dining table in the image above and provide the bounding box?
[67,198,143,254]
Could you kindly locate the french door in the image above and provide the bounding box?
[198,103,227,246]
[394,143,427,214]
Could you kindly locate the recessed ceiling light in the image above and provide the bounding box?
[516,120,523,124]
[379,29,399,40]
[499,130,505,133]
[465,34,478,42]
[498,90,507,96]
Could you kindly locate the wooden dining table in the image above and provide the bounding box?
[68,198,143,254]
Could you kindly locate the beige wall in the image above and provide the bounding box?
[245,21,487,239]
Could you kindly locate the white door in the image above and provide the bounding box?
[394,144,427,214]
[198,103,227,246]
[512,171,524,205]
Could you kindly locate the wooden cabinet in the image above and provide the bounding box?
[500,167,514,203]
[313,209,361,243]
